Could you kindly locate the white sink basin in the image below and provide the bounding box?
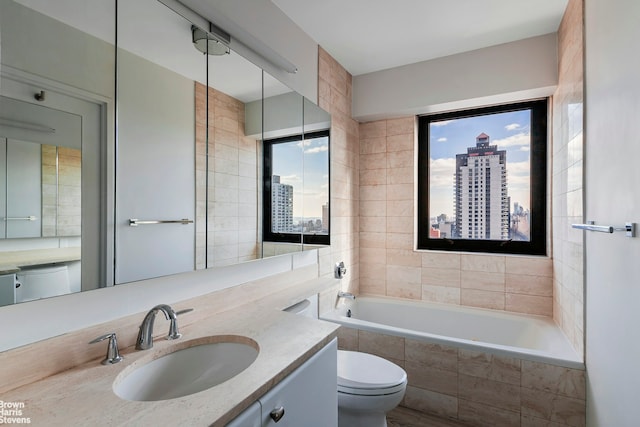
[113,336,259,401]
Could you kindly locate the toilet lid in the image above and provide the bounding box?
[337,350,407,395]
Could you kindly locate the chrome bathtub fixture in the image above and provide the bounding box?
[89,332,123,365]
[335,261,347,279]
[136,304,194,350]
[338,291,356,300]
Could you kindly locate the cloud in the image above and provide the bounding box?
[429,157,456,187]
[437,137,447,142]
[431,120,454,127]
[305,145,328,154]
[506,160,530,176]
[280,174,301,184]
[505,123,521,131]
[492,132,530,149]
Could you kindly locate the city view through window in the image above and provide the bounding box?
[429,109,532,241]
[270,132,329,236]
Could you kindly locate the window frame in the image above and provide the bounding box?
[262,129,330,246]
[417,99,548,255]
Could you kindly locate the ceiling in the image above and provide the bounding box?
[271,0,569,76]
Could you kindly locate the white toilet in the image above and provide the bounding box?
[337,349,407,427]
[284,297,408,426]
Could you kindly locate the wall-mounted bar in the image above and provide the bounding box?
[0,117,55,133]
[3,216,38,221]
[572,222,636,237]
[129,218,194,227]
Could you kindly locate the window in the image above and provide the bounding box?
[263,130,330,245]
[417,99,547,255]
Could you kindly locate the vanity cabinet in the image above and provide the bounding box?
[227,338,337,427]
[226,402,261,427]
[0,274,16,307]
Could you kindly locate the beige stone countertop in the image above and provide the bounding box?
[2,303,339,426]
[0,247,81,275]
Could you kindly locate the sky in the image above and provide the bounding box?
[272,134,329,220]
[429,109,531,219]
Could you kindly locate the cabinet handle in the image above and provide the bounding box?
[269,407,285,423]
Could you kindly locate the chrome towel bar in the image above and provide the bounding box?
[571,221,636,237]
[3,216,37,221]
[129,218,193,227]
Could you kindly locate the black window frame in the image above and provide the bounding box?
[417,99,548,255]
[262,129,330,246]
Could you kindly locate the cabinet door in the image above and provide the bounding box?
[0,274,16,307]
[226,401,261,427]
[260,339,337,427]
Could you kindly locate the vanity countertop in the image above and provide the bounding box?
[1,295,339,426]
[0,247,81,275]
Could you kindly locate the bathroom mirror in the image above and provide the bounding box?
[0,0,115,303]
[0,0,330,303]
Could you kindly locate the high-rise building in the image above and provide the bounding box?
[454,133,509,240]
[321,203,329,232]
[271,175,293,232]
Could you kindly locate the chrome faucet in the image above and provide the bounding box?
[136,304,192,350]
[337,291,356,300]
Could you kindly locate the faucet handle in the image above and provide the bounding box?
[167,308,194,340]
[175,308,194,316]
[89,332,124,365]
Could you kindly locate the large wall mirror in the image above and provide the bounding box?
[0,0,330,306]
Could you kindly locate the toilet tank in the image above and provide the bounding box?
[16,264,70,303]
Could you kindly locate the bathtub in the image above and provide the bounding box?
[321,296,583,369]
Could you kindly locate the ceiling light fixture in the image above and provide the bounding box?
[191,25,230,56]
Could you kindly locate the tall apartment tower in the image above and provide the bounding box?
[454,133,509,240]
[271,175,293,232]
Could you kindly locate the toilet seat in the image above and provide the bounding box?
[337,350,407,396]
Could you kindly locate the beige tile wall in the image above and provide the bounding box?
[552,0,585,357]
[317,47,360,309]
[358,118,554,316]
[338,327,586,427]
[56,147,82,236]
[41,145,57,237]
[41,145,81,237]
[195,82,260,270]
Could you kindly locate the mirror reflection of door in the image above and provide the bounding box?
[0,80,104,299]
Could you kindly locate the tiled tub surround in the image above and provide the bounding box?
[324,296,581,368]
[328,297,585,427]
[552,0,585,357]
[358,116,554,317]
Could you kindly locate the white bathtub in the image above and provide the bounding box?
[321,296,583,369]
